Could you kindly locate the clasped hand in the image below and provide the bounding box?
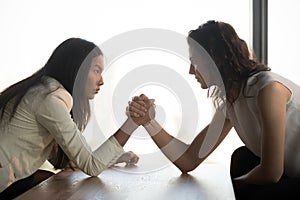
[126,94,156,126]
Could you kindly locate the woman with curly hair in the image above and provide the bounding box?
[129,21,300,199]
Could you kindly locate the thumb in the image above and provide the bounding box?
[148,99,155,105]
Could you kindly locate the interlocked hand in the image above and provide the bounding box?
[126,94,155,126]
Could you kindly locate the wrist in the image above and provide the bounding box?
[120,118,139,135]
[143,119,162,136]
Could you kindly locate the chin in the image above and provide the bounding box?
[88,94,95,100]
[201,84,208,89]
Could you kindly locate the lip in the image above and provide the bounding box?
[95,88,100,94]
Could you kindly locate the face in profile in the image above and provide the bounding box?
[188,44,223,90]
[85,55,104,99]
[189,64,208,89]
[189,47,208,89]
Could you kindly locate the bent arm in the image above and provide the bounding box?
[144,109,232,173]
[234,82,291,185]
[36,92,127,176]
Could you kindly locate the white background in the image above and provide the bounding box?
[0,0,251,90]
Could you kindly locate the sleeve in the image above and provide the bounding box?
[245,71,278,97]
[35,92,125,176]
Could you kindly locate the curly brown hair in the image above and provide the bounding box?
[188,20,270,105]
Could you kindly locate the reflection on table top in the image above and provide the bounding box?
[15,154,235,200]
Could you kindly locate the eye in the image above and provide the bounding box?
[93,67,102,74]
[94,69,100,73]
[190,58,197,66]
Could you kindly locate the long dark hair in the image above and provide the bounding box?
[0,38,103,168]
[188,20,270,105]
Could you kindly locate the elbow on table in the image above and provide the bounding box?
[257,166,283,184]
[180,167,195,174]
[84,166,106,177]
[265,165,284,184]
[178,162,199,174]
[263,172,282,184]
[85,170,101,177]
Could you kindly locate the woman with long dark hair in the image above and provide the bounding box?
[0,38,139,199]
[129,21,300,199]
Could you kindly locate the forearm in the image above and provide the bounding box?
[234,163,282,186]
[144,120,207,173]
[114,118,139,146]
[145,119,232,173]
[147,120,189,162]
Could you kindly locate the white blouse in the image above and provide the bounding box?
[227,71,300,177]
[0,76,124,192]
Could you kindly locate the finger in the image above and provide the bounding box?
[136,100,146,107]
[128,102,145,115]
[139,94,149,101]
[129,100,145,108]
[129,111,140,117]
[125,106,131,117]
[129,105,144,116]
[129,157,138,164]
[132,96,142,101]
[129,101,147,113]
[128,152,139,164]
[133,155,139,164]
[137,100,147,109]
[131,98,147,108]
[127,106,141,117]
[132,95,148,103]
[126,110,139,117]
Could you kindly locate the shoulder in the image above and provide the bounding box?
[246,71,273,87]
[258,81,291,103]
[50,88,73,112]
[40,76,73,112]
[244,71,285,96]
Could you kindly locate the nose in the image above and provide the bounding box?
[189,64,195,75]
[97,76,104,86]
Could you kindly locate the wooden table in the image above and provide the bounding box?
[15,155,236,200]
